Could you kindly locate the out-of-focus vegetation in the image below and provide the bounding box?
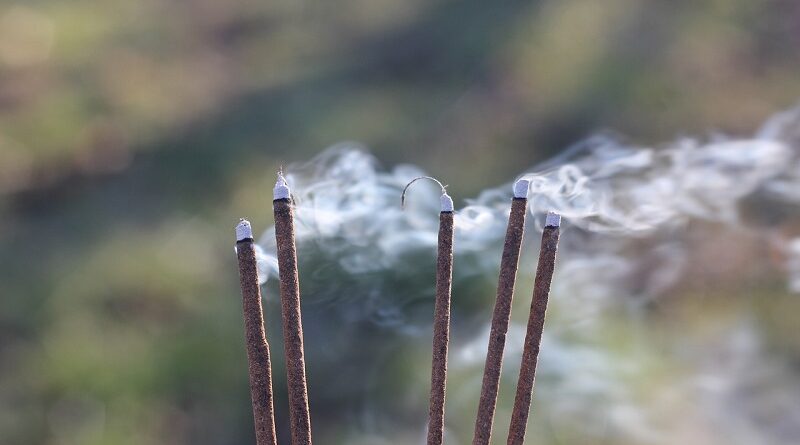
[1,1,800,444]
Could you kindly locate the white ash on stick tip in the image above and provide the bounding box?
[236,218,253,241]
[513,179,530,198]
[440,192,454,212]
[545,212,561,227]
[273,172,290,200]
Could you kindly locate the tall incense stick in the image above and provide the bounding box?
[472,179,530,445]
[402,176,455,445]
[273,173,313,445]
[506,212,561,445]
[235,219,278,445]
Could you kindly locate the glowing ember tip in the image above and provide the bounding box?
[236,218,253,241]
[274,173,290,200]
[440,192,454,212]
[545,212,561,227]
[513,179,530,198]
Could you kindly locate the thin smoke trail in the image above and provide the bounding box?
[255,106,800,444]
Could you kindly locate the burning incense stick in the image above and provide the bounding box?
[273,173,313,445]
[472,179,530,445]
[507,212,561,445]
[402,176,455,445]
[235,219,278,445]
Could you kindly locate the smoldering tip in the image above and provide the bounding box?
[236,218,253,241]
[274,171,290,200]
[545,212,561,227]
[513,179,530,198]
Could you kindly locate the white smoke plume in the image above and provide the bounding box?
[255,106,800,444]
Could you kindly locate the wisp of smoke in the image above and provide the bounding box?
[255,106,800,444]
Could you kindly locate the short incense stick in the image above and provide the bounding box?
[472,179,530,445]
[273,174,313,445]
[402,177,455,445]
[235,219,278,445]
[507,212,561,445]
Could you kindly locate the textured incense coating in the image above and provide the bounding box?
[236,223,278,445]
[427,210,455,445]
[274,197,313,445]
[472,197,528,445]
[507,217,560,445]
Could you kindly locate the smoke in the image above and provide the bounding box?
[255,107,800,444]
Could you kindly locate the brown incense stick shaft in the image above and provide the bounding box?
[427,211,455,445]
[236,232,278,445]
[472,197,528,445]
[274,197,313,445]
[507,220,560,445]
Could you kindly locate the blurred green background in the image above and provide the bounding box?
[2,0,800,444]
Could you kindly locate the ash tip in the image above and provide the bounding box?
[274,171,290,200]
[440,192,454,212]
[545,211,561,227]
[513,179,530,198]
[235,218,253,241]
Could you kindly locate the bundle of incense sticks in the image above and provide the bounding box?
[472,179,530,445]
[234,173,313,445]
[235,171,561,445]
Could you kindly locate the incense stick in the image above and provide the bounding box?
[472,179,530,445]
[235,219,278,445]
[506,212,561,445]
[273,174,313,445]
[402,176,455,445]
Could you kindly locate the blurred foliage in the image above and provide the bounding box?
[2,0,800,444]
